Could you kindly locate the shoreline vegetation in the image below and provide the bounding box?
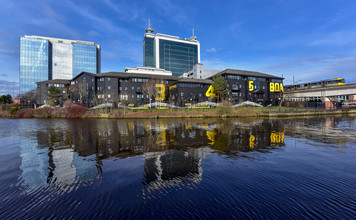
[1,103,356,119]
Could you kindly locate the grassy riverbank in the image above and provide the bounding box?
[1,104,356,119]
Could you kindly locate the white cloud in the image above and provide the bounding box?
[206,48,216,53]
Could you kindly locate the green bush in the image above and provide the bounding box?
[217,100,233,115]
[7,104,21,116]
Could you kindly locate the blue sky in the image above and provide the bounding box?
[1,0,356,96]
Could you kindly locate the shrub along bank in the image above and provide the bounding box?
[1,104,355,119]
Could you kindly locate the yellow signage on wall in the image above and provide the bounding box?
[270,83,284,92]
[205,85,216,99]
[249,81,254,91]
[156,84,165,101]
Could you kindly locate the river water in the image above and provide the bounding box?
[0,116,356,219]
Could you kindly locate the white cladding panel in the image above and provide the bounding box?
[52,42,73,80]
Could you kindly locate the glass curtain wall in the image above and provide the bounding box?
[143,36,155,67]
[159,39,198,77]
[72,43,97,77]
[20,37,50,94]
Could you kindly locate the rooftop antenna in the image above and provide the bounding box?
[190,28,197,40]
[145,18,154,34]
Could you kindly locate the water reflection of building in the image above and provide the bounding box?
[19,124,100,190]
[143,148,212,193]
[284,117,356,145]
[19,118,290,191]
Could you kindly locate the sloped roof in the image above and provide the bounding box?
[36,79,70,84]
[211,69,284,79]
[177,78,213,84]
[97,72,178,80]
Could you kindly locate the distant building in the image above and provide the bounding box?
[20,35,100,94]
[180,63,220,79]
[125,67,172,76]
[143,21,200,77]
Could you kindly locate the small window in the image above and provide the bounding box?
[181,92,184,97]
[108,78,111,81]
[108,94,111,98]
[108,86,111,90]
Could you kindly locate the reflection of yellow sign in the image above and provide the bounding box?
[156,84,165,101]
[249,81,254,91]
[206,85,216,98]
[156,123,167,146]
[249,135,255,148]
[270,83,284,92]
[206,130,216,145]
[270,132,284,145]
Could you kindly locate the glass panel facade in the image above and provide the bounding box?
[73,43,97,77]
[20,37,50,94]
[159,39,198,77]
[143,36,155,67]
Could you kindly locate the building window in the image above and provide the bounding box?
[108,86,111,90]
[99,78,104,82]
[125,87,127,91]
[119,87,122,91]
[108,94,111,98]
[132,86,134,90]
[108,78,111,81]
[181,92,184,97]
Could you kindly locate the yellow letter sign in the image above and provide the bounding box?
[269,83,284,92]
[156,84,165,101]
[249,81,254,91]
[206,85,216,99]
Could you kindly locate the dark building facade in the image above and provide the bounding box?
[36,79,70,106]
[168,78,213,106]
[36,69,283,107]
[209,69,284,106]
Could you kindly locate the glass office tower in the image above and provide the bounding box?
[19,35,100,94]
[20,37,51,94]
[143,31,200,77]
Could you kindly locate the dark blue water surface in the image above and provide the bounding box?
[0,117,356,219]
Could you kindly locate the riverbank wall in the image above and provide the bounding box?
[1,106,356,119]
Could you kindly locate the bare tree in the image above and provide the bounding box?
[70,82,88,104]
[142,79,160,108]
[19,89,37,107]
